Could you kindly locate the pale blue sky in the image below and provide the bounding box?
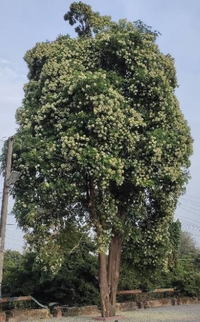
[0,0,200,250]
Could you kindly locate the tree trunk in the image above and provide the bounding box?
[88,176,123,317]
[98,235,122,317]
[99,252,110,317]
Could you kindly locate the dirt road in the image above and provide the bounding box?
[25,304,200,322]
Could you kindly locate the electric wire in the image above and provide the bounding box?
[178,202,200,213]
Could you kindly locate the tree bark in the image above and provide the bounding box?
[108,235,122,316]
[98,235,122,317]
[99,252,110,317]
[88,176,123,317]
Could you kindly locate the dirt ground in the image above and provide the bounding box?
[38,304,200,322]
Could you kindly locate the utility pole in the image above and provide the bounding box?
[0,136,14,299]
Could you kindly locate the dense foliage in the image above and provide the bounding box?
[11,1,192,271]
[2,1,193,316]
[3,240,99,306]
[3,230,200,305]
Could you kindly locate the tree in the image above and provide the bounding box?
[2,250,23,296]
[166,230,200,297]
[3,244,99,306]
[178,231,200,259]
[9,2,193,317]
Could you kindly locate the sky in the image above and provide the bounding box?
[0,0,200,251]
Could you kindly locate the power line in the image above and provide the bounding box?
[175,214,200,232]
[185,194,200,200]
[180,197,200,207]
[176,215,200,226]
[180,222,200,235]
[178,202,200,214]
[178,206,200,217]
[181,224,200,239]
[178,220,200,231]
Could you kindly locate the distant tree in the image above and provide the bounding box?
[2,247,99,306]
[168,230,200,298]
[2,250,23,296]
[178,231,200,259]
[7,2,193,317]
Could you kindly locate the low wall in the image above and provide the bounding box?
[1,297,199,320]
[63,305,100,317]
[144,298,173,308]
[178,297,199,305]
[5,308,51,322]
[116,301,138,312]
[53,297,199,317]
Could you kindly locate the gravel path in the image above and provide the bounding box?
[32,304,200,322]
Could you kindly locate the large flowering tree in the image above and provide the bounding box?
[11,2,192,317]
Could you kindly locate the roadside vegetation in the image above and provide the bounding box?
[3,229,200,306]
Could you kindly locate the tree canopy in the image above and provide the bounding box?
[64,1,112,37]
[8,1,193,317]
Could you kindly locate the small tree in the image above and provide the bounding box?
[10,2,192,317]
[3,242,99,306]
[178,231,200,259]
